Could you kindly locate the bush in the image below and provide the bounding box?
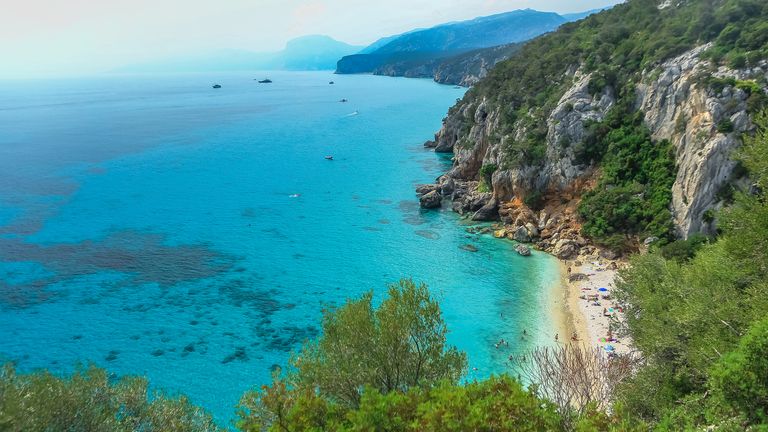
[578,109,677,244]
[524,190,544,210]
[717,118,735,133]
[237,280,467,432]
[0,364,221,432]
[710,317,768,423]
[479,163,498,186]
[659,233,709,262]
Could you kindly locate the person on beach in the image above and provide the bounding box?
[555,333,559,342]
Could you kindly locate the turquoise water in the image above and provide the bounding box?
[0,71,559,424]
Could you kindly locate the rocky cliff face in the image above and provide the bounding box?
[419,44,768,255]
[636,44,765,237]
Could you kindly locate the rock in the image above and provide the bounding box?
[515,244,532,256]
[608,261,618,270]
[557,243,579,260]
[472,198,499,221]
[512,226,531,243]
[423,139,437,148]
[554,239,580,260]
[599,248,621,260]
[416,184,437,195]
[439,176,455,196]
[419,190,442,209]
[574,260,583,267]
[493,229,507,238]
[524,222,539,238]
[643,236,660,246]
[569,273,588,282]
[460,244,479,252]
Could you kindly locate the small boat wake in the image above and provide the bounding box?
[344,110,359,117]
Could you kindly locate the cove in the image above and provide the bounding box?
[0,71,560,424]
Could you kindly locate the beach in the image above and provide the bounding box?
[561,256,632,355]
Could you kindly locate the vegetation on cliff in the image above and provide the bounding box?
[449,0,768,246]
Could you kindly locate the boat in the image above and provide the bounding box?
[339,98,348,103]
[329,81,335,85]
[212,84,222,88]
[257,78,272,83]
[324,155,334,160]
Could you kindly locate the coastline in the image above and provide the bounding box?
[560,254,632,355]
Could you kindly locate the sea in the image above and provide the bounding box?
[0,71,559,425]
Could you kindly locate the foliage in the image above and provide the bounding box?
[460,0,768,164]
[524,190,544,211]
[710,317,768,423]
[239,376,564,432]
[0,364,221,432]
[577,108,677,246]
[717,118,735,133]
[479,163,497,181]
[237,279,467,430]
[659,233,710,262]
[614,111,768,428]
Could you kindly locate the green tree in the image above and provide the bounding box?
[710,317,768,423]
[0,364,221,432]
[237,280,467,430]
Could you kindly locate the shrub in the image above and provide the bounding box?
[717,118,735,133]
[710,317,768,422]
[0,364,221,432]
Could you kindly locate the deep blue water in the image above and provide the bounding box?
[0,71,558,425]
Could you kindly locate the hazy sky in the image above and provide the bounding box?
[1,0,623,77]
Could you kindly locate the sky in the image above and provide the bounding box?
[0,0,623,77]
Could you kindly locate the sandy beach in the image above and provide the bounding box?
[561,257,632,356]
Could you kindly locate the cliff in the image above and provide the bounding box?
[418,0,768,257]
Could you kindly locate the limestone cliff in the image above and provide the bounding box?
[419,43,768,256]
[636,44,764,237]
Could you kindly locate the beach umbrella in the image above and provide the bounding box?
[598,287,609,292]
[604,345,615,352]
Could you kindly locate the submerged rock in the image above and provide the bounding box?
[460,244,479,252]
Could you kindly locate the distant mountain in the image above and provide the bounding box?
[117,35,362,73]
[336,9,567,75]
[336,7,611,85]
[278,35,364,70]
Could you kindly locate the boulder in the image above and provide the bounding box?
[416,184,438,195]
[515,244,532,256]
[512,226,531,243]
[423,140,437,148]
[472,199,499,221]
[419,190,442,209]
[568,273,589,282]
[460,244,479,252]
[554,240,579,260]
[524,222,539,238]
[439,176,455,196]
[599,248,621,260]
